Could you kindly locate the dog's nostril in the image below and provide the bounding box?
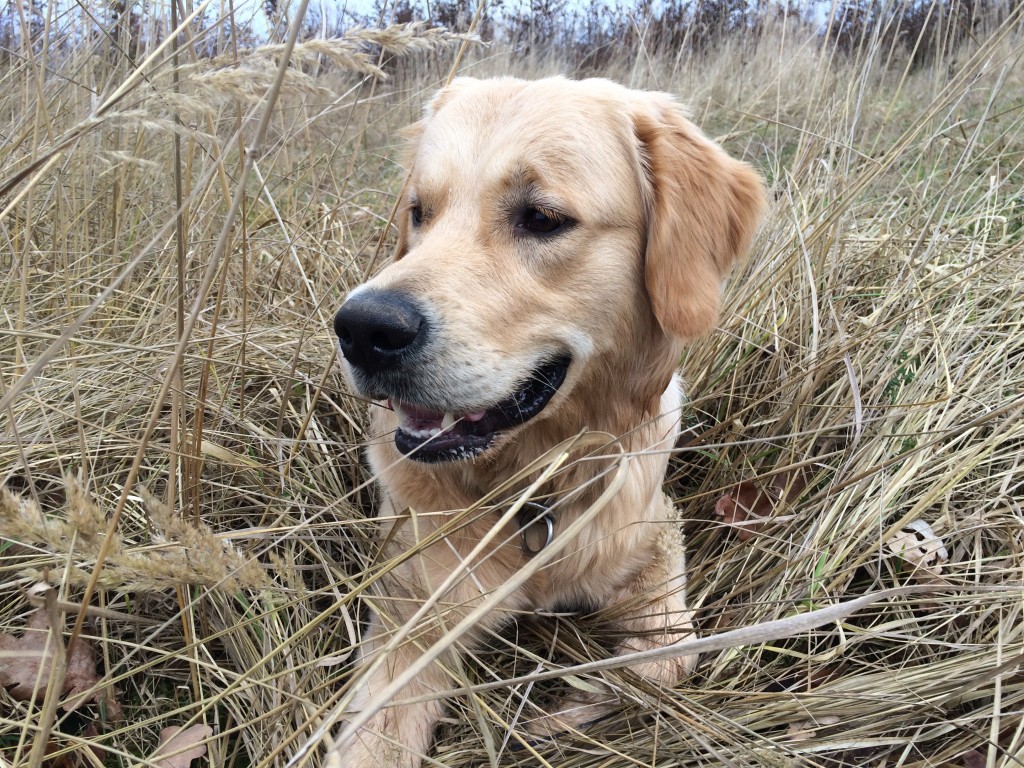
[370,327,417,352]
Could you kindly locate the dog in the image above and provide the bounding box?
[328,76,765,768]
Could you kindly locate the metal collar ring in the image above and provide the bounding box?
[518,501,555,556]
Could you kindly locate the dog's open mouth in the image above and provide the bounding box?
[391,355,571,462]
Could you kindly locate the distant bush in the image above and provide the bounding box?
[1,0,1018,67]
[370,0,1020,70]
[824,0,1018,65]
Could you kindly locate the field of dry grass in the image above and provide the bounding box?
[1,2,1023,766]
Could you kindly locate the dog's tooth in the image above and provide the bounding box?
[441,412,455,430]
[428,428,440,437]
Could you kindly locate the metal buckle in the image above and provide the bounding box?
[518,501,555,556]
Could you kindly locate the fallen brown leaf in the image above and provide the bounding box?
[715,480,768,540]
[81,722,109,762]
[885,518,948,577]
[786,714,840,739]
[152,724,213,768]
[0,608,100,710]
[63,633,100,712]
[715,471,808,540]
[0,608,50,700]
[32,722,109,767]
[42,739,77,768]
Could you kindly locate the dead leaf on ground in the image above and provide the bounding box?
[41,739,78,768]
[24,722,110,768]
[778,662,847,691]
[885,518,948,577]
[715,471,808,540]
[0,607,99,710]
[786,714,840,739]
[715,481,767,540]
[152,724,213,768]
[81,722,109,762]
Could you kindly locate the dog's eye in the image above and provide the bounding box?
[410,204,424,227]
[517,206,565,235]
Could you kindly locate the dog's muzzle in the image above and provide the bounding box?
[334,290,571,463]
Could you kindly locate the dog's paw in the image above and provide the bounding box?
[325,733,418,768]
[523,690,618,739]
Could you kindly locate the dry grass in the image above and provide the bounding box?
[1,2,1023,766]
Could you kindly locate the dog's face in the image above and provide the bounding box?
[334,77,764,463]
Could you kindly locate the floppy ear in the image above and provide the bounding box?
[633,95,766,339]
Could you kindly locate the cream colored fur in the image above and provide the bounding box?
[328,76,765,768]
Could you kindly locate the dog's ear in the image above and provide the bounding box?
[632,94,766,339]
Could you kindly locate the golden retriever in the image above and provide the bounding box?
[328,76,765,768]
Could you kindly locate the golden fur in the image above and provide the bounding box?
[328,76,765,768]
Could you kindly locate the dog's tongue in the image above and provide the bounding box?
[390,399,487,432]
[397,401,444,421]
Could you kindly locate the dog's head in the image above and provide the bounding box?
[334,77,765,463]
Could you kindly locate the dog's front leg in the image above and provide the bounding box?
[327,610,451,768]
[605,531,696,692]
[328,537,516,768]
[528,520,695,736]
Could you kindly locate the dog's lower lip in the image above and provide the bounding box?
[393,354,571,463]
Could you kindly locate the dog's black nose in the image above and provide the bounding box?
[334,291,426,373]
